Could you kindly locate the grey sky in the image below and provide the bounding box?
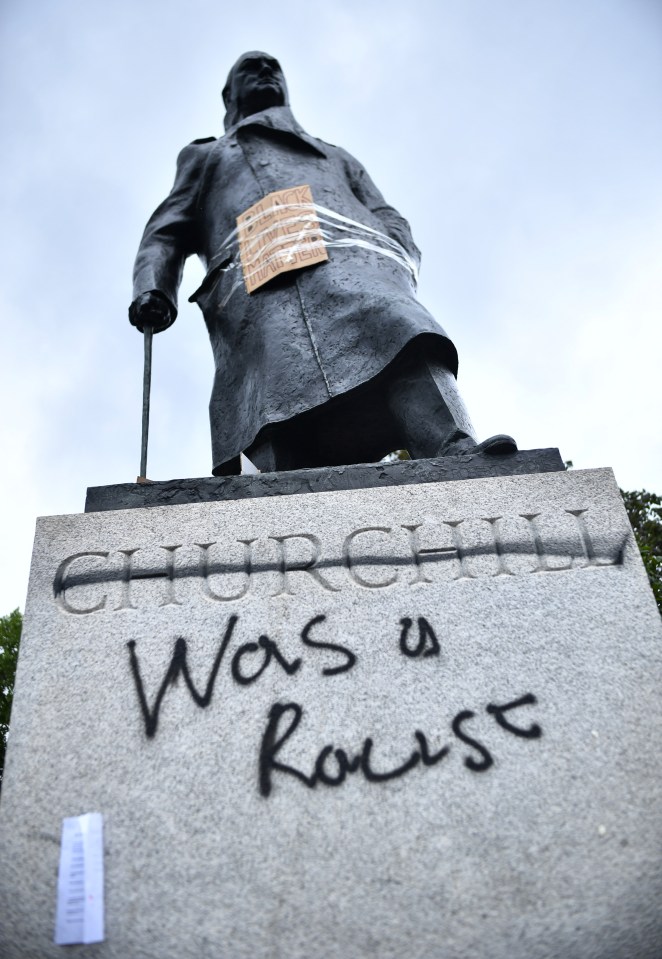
[1,0,660,612]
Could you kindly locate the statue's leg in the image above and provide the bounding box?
[245,343,515,471]
[245,427,302,473]
[385,352,479,458]
[247,383,401,472]
[211,454,242,477]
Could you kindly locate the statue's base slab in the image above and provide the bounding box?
[85,447,564,512]
[2,466,662,959]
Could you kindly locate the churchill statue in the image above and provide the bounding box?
[130,51,516,475]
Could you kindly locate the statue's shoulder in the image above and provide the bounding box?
[315,136,342,154]
[316,139,358,166]
[176,136,217,168]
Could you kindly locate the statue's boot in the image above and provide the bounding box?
[385,350,517,459]
[439,433,518,456]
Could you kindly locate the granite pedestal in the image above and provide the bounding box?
[1,464,661,958]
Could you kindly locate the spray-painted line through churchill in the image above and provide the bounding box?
[53,506,627,613]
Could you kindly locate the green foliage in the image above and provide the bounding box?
[621,489,662,613]
[0,608,22,790]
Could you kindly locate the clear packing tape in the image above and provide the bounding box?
[196,201,420,308]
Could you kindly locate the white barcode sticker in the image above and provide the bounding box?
[54,812,104,945]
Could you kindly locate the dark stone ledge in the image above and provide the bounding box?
[85,449,565,513]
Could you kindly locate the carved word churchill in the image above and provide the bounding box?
[54,506,626,614]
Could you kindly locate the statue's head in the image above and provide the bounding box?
[223,52,289,130]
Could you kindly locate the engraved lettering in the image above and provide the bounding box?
[115,545,183,610]
[116,549,138,610]
[342,526,397,588]
[401,524,457,584]
[269,533,340,596]
[520,513,572,573]
[482,516,514,577]
[53,551,109,614]
[159,546,183,606]
[443,520,477,580]
[197,539,256,601]
[53,509,626,614]
[566,509,621,568]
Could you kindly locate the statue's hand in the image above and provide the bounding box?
[129,291,175,333]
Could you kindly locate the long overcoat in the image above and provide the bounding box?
[132,106,457,473]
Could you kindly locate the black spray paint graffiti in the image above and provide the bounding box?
[300,614,357,675]
[399,617,440,657]
[126,613,543,798]
[258,693,542,797]
[127,614,355,738]
[53,509,630,614]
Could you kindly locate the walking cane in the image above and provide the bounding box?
[137,324,154,483]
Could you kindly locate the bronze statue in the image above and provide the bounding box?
[130,51,516,475]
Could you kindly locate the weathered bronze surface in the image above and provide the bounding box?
[130,52,515,474]
[87,450,564,513]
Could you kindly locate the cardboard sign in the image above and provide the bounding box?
[237,184,328,293]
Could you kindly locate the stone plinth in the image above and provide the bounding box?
[1,467,661,959]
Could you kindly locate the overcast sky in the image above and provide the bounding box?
[1,0,660,613]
